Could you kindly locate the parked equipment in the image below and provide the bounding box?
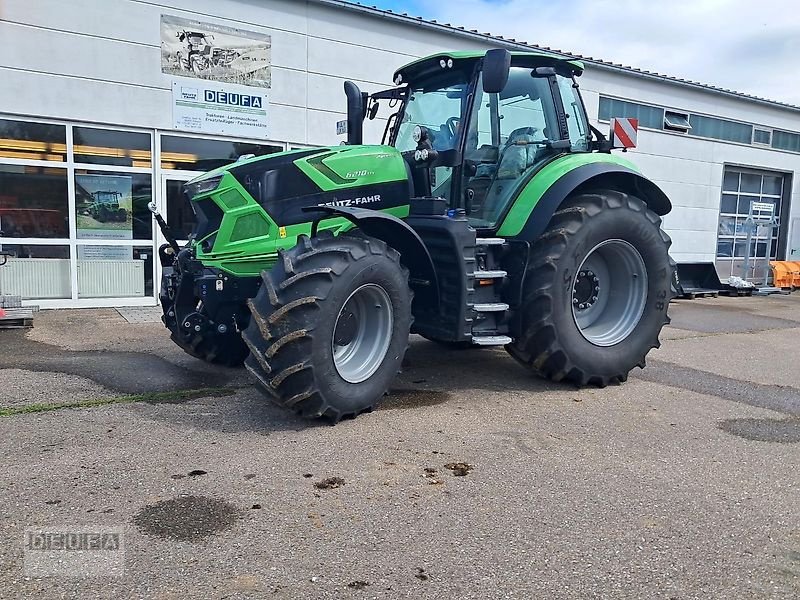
[770,261,800,290]
[0,253,37,328]
[674,262,725,298]
[155,49,676,421]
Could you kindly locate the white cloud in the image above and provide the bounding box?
[422,0,800,106]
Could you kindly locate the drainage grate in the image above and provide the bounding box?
[116,306,163,324]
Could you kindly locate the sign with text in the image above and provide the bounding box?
[172,81,269,137]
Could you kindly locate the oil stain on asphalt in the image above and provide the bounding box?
[380,389,451,410]
[0,331,236,394]
[637,360,800,417]
[133,495,239,542]
[718,418,800,443]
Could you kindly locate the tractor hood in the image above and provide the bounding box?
[185,145,413,276]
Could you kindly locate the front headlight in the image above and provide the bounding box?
[184,175,223,199]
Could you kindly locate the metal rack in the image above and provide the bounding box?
[741,201,782,294]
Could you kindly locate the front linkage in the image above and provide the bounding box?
[150,202,254,366]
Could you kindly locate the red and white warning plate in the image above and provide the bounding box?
[611,117,638,148]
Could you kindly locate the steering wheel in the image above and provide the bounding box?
[445,117,460,138]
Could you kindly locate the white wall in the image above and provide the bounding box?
[580,69,800,262]
[1,0,799,261]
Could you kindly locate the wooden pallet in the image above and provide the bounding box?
[719,287,754,297]
[0,307,35,328]
[679,289,719,299]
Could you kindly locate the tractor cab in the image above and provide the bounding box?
[351,50,593,230]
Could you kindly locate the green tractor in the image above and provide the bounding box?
[89,190,127,223]
[155,49,675,422]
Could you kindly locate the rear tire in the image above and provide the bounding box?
[243,232,412,422]
[507,189,675,386]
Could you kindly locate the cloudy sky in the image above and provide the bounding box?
[344,0,800,106]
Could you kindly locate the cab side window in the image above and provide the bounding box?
[462,68,560,228]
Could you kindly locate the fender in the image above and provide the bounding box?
[497,158,672,241]
[306,205,439,306]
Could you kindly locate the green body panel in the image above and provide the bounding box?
[496,153,640,237]
[187,146,411,278]
[294,145,408,191]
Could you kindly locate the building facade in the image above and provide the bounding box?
[1,0,798,307]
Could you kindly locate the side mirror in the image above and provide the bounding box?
[482,49,511,93]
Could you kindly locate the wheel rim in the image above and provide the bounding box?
[571,239,648,347]
[332,283,394,383]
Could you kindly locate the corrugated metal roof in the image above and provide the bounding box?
[310,0,800,113]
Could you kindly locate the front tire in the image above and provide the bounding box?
[507,189,675,386]
[243,233,413,422]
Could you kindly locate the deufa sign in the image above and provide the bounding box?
[611,117,639,149]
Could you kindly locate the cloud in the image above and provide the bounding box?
[352,0,800,106]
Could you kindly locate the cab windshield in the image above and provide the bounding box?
[394,70,470,153]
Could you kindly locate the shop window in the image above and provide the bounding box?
[73,127,152,168]
[0,244,71,299]
[160,135,282,171]
[77,245,153,299]
[74,171,152,241]
[0,119,66,162]
[0,165,69,238]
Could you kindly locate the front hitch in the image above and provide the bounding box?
[148,201,181,254]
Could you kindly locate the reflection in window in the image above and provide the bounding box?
[74,171,152,240]
[165,180,196,240]
[77,245,153,298]
[73,127,152,168]
[0,165,69,238]
[0,119,67,162]
[161,135,283,171]
[0,244,71,299]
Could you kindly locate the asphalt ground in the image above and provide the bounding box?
[0,295,799,598]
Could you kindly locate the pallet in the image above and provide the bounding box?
[0,307,35,329]
[678,288,719,299]
[719,288,754,297]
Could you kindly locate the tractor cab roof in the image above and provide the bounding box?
[394,50,584,84]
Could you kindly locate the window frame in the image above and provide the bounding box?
[663,111,692,133]
[0,114,289,307]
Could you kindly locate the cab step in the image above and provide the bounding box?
[472,335,513,346]
[473,302,510,312]
[474,270,507,279]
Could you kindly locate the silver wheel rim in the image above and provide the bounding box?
[332,283,394,383]
[571,239,648,347]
